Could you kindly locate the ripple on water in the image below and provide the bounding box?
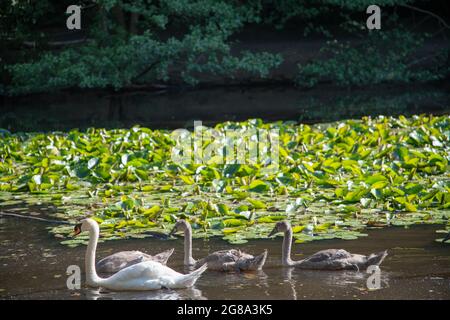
[0,218,449,299]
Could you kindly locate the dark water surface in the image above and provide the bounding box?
[1,84,449,132]
[1,217,449,300]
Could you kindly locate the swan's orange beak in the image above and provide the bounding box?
[73,223,82,236]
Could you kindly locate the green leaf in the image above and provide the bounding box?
[180,175,195,185]
[246,198,267,209]
[217,203,230,215]
[292,225,305,233]
[142,205,162,218]
[223,218,245,227]
[404,202,417,212]
[248,180,270,193]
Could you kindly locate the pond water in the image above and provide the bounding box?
[1,217,449,300]
[1,84,449,132]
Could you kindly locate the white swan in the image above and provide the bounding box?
[73,218,207,291]
[269,221,388,270]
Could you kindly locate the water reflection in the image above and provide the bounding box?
[247,270,270,298]
[281,268,297,300]
[279,266,392,299]
[1,85,448,132]
[0,217,448,299]
[85,287,206,300]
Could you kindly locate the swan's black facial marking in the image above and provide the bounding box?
[443,233,450,243]
[168,225,178,237]
[269,221,287,237]
[169,220,185,236]
[73,223,82,236]
[268,226,278,238]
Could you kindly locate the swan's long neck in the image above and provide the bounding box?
[183,224,196,266]
[282,228,295,267]
[85,224,103,286]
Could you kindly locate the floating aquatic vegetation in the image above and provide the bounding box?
[0,115,449,245]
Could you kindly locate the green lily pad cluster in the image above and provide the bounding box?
[0,114,449,245]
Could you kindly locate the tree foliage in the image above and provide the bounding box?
[1,0,448,94]
[297,29,449,87]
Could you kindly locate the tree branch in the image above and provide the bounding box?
[406,50,446,68]
[0,211,71,224]
[22,38,87,48]
[131,60,161,83]
[401,4,450,29]
[112,5,126,30]
[81,3,97,10]
[129,12,140,34]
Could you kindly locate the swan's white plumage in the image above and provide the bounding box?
[77,218,207,291]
